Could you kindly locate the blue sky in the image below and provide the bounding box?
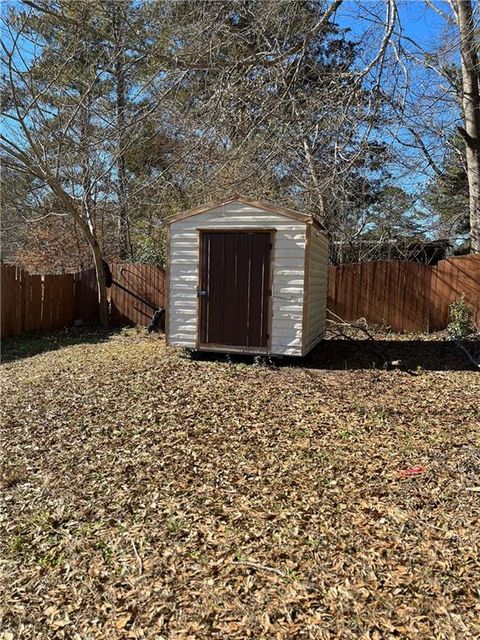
[336,0,449,46]
[395,0,446,44]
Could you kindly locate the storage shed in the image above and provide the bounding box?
[165,196,329,357]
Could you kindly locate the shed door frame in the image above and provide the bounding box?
[196,228,275,353]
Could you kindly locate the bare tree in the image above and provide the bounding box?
[110,0,132,260]
[6,0,462,287]
[1,12,110,322]
[453,0,480,252]
[162,0,402,245]
[1,1,195,319]
[385,0,480,251]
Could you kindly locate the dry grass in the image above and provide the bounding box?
[1,328,479,639]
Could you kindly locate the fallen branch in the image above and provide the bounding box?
[453,337,480,369]
[326,311,418,374]
[130,539,143,577]
[233,560,290,579]
[327,312,391,367]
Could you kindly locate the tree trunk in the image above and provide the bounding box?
[455,0,480,253]
[112,0,131,260]
[78,92,109,326]
[90,239,110,327]
[44,178,110,326]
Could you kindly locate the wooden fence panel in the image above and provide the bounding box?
[10,267,24,336]
[15,267,24,336]
[327,256,479,332]
[1,268,77,338]
[0,267,8,337]
[385,262,431,332]
[24,274,43,333]
[1,266,18,337]
[41,275,53,331]
[1,266,12,337]
[22,271,30,333]
[60,274,75,328]
[2,256,478,339]
[51,276,60,328]
[411,262,432,331]
[429,255,480,331]
[110,263,165,326]
[45,274,75,330]
[73,268,98,323]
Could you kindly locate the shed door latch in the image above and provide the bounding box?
[197,289,207,297]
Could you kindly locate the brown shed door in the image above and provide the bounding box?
[199,232,271,348]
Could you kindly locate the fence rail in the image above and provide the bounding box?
[110,263,165,327]
[1,255,479,339]
[1,264,166,339]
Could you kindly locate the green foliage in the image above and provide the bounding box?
[96,539,114,563]
[447,295,474,339]
[131,224,167,267]
[37,550,63,568]
[362,185,425,239]
[423,136,469,238]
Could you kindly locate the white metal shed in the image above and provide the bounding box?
[165,196,329,357]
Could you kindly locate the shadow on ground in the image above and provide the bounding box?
[190,338,478,372]
[1,327,121,364]
[2,327,477,372]
[306,338,478,372]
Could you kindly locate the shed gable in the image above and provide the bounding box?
[166,196,315,226]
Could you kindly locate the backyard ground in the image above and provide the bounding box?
[1,328,479,639]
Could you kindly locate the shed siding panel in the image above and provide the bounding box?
[168,203,307,355]
[304,229,329,353]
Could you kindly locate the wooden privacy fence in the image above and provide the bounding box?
[1,263,166,339]
[327,255,480,332]
[110,263,165,327]
[1,255,479,338]
[1,266,100,338]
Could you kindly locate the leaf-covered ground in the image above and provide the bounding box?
[1,329,479,639]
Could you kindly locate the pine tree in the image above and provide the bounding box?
[424,137,470,240]
[161,0,393,241]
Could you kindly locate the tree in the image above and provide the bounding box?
[423,136,470,239]
[362,186,422,239]
[3,0,417,278]
[2,2,114,322]
[453,0,480,252]
[1,0,185,319]
[163,0,397,244]
[391,0,479,252]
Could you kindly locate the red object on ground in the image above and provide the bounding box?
[399,465,426,477]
